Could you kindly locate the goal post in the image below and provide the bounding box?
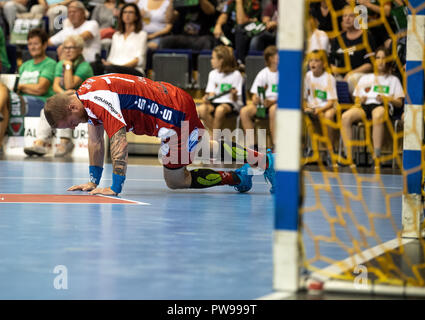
[402,0,424,238]
[274,0,305,292]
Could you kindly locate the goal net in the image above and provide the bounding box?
[274,0,425,296]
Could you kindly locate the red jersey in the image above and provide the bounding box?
[77,74,204,169]
[77,73,195,138]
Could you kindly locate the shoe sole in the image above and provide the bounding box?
[24,149,45,157]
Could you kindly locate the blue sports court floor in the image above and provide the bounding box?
[0,155,422,299]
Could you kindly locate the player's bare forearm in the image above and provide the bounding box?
[110,127,128,176]
[88,124,105,167]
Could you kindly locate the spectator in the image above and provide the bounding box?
[303,50,337,163]
[239,45,278,150]
[99,3,147,76]
[213,0,262,65]
[356,0,393,48]
[329,4,376,94]
[3,0,29,32]
[340,46,404,169]
[31,0,72,35]
[91,0,123,45]
[309,0,349,33]
[158,0,217,51]
[48,1,101,63]
[138,0,173,50]
[24,35,93,157]
[0,28,56,154]
[197,45,243,141]
[0,27,11,72]
[17,28,56,117]
[307,9,330,53]
[249,0,277,52]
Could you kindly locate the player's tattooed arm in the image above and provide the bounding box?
[110,127,128,176]
[88,124,105,167]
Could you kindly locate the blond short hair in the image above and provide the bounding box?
[44,94,72,128]
[64,34,84,50]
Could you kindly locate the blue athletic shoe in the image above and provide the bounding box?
[234,163,253,193]
[264,149,275,194]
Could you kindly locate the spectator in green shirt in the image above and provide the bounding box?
[17,28,56,114]
[24,34,93,158]
[0,28,55,155]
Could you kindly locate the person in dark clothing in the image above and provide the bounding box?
[159,0,217,51]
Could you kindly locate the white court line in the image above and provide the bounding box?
[97,194,150,205]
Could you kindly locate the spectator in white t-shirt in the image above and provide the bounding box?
[303,49,337,164]
[48,1,101,63]
[197,45,243,141]
[240,45,278,150]
[341,46,404,169]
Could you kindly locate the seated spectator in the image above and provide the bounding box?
[329,5,376,94]
[309,0,348,33]
[17,28,56,116]
[98,3,147,76]
[52,35,92,156]
[213,0,262,66]
[48,1,101,63]
[307,9,330,53]
[138,0,173,50]
[197,45,243,141]
[303,50,337,163]
[249,0,277,53]
[239,45,278,150]
[340,47,404,169]
[24,35,93,157]
[158,0,217,51]
[91,0,123,47]
[31,0,72,35]
[357,0,393,48]
[0,28,56,154]
[3,0,29,32]
[0,26,11,72]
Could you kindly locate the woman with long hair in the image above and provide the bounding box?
[101,2,148,76]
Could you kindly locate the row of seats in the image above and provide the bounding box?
[148,49,265,90]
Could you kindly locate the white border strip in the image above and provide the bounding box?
[275,109,302,171]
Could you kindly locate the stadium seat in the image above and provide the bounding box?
[197,51,212,90]
[245,55,265,92]
[336,80,353,104]
[152,50,192,89]
[6,44,17,73]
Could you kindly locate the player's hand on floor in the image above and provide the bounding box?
[89,187,117,196]
[68,182,97,192]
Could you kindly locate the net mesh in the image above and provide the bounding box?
[301,0,425,289]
